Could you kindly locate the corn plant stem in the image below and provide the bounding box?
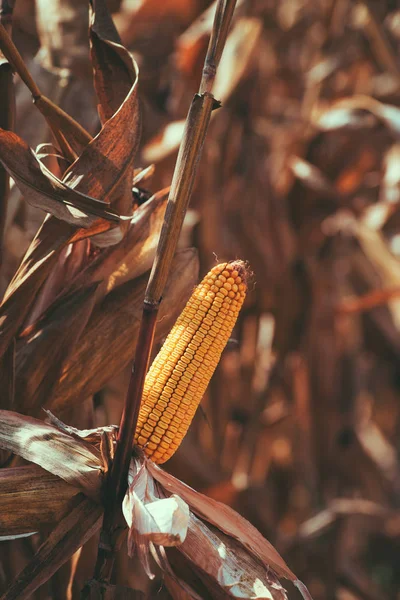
[200,0,237,94]
[92,0,237,584]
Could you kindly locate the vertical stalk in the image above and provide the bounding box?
[90,0,237,585]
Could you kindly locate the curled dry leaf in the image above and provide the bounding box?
[122,456,311,600]
[59,0,141,243]
[178,515,288,599]
[0,130,121,229]
[122,460,189,577]
[147,461,296,581]
[0,411,102,499]
[90,0,132,124]
[0,0,141,248]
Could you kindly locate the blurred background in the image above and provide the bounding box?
[3,0,400,598]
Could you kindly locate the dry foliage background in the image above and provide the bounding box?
[1,0,400,598]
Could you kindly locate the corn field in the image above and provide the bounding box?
[0,0,399,599]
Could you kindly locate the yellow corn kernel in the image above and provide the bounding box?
[134,261,248,463]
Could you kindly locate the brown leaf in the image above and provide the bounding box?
[0,130,121,228]
[0,216,75,360]
[14,282,98,416]
[0,464,79,536]
[122,461,189,572]
[48,248,199,414]
[0,495,103,600]
[0,18,92,160]
[23,236,91,328]
[176,514,288,599]
[124,458,308,599]
[148,461,296,581]
[90,0,133,125]
[0,208,117,363]
[61,190,168,301]
[61,11,141,232]
[314,96,400,135]
[0,411,102,499]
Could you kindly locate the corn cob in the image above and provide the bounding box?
[135,260,248,464]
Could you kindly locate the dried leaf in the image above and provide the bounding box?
[0,464,79,536]
[178,514,288,599]
[0,18,93,159]
[0,495,102,600]
[380,143,400,205]
[124,458,310,599]
[0,411,102,499]
[48,248,199,414]
[90,0,133,124]
[61,14,141,234]
[0,130,121,228]
[314,95,400,135]
[23,236,91,328]
[0,216,75,359]
[123,461,189,565]
[62,190,168,301]
[14,282,98,416]
[148,462,296,581]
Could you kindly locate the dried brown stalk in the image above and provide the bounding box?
[92,0,238,584]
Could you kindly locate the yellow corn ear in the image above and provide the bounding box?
[135,260,248,464]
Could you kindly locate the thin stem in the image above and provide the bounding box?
[0,21,92,160]
[145,92,216,304]
[93,304,158,580]
[0,21,41,97]
[200,0,237,94]
[91,0,237,585]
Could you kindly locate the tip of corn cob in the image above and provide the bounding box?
[135,260,249,463]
